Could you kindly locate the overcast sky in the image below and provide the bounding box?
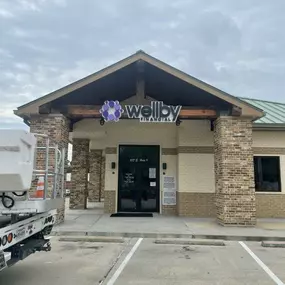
[1,0,285,129]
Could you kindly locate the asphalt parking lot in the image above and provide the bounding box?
[1,238,285,285]
[0,237,127,285]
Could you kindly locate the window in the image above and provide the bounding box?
[254,156,281,192]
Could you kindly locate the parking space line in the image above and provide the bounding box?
[239,241,284,285]
[106,238,143,285]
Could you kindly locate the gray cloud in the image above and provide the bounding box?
[1,0,285,128]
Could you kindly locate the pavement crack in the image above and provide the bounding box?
[98,238,132,285]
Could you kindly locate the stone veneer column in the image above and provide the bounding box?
[214,116,256,226]
[89,149,103,202]
[101,155,105,199]
[70,139,89,209]
[30,114,70,224]
[104,147,116,213]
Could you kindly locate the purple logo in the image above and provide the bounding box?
[99,100,124,122]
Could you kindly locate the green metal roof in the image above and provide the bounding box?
[239,97,285,125]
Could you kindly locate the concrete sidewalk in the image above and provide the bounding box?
[52,201,285,241]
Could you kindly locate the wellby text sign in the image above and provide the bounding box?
[125,101,181,122]
[100,101,182,123]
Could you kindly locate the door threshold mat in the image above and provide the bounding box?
[110,212,153,217]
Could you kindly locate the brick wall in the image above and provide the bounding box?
[89,149,103,202]
[214,117,256,226]
[162,205,177,215]
[30,115,70,224]
[256,194,285,218]
[70,139,89,209]
[177,193,216,217]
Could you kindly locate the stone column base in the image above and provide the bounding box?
[216,194,256,226]
[89,149,103,202]
[104,191,116,213]
[55,199,65,225]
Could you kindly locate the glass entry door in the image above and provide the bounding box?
[118,145,160,212]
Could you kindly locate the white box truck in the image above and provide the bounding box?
[0,130,65,272]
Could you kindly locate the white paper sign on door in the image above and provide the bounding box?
[149,168,156,178]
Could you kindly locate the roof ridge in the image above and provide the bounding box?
[239,96,285,106]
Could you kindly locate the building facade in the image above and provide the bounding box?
[15,51,285,226]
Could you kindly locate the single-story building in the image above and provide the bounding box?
[14,50,285,226]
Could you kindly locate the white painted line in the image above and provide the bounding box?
[239,241,284,285]
[106,238,143,285]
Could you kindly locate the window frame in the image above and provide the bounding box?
[253,155,282,193]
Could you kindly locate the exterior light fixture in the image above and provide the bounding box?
[100,117,105,126]
[175,118,181,126]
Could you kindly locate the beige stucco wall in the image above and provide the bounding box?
[177,120,214,194]
[73,119,177,148]
[105,153,117,191]
[178,153,215,193]
[178,120,213,146]
[253,131,285,147]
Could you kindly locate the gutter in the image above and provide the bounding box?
[253,123,285,131]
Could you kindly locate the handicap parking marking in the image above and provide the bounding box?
[106,238,143,285]
[239,241,284,285]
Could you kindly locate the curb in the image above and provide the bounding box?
[261,241,285,248]
[51,231,285,242]
[192,234,285,242]
[154,239,225,246]
[58,236,125,243]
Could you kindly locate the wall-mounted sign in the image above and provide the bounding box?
[129,158,149,163]
[124,173,134,184]
[100,100,182,123]
[162,176,176,205]
[125,101,182,123]
[149,168,156,178]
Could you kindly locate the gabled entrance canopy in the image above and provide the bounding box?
[15,50,264,124]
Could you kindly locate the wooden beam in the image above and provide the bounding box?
[66,105,217,118]
[179,109,216,117]
[68,105,101,116]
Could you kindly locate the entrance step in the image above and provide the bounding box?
[110,212,153,217]
[261,241,285,248]
[58,236,125,243]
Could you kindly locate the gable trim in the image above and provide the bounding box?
[15,50,264,119]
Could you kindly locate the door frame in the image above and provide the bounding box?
[117,144,160,213]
